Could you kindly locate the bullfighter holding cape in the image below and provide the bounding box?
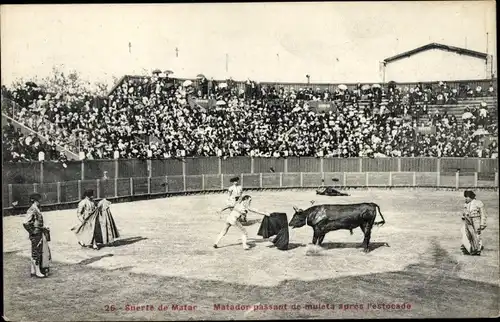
[72,189,120,250]
[23,193,51,278]
[461,190,487,256]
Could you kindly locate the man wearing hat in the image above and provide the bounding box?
[73,189,120,250]
[74,189,99,250]
[461,190,488,255]
[23,193,51,278]
[218,176,244,222]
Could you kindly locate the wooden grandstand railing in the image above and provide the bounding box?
[2,113,79,160]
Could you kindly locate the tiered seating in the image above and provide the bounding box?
[2,77,498,162]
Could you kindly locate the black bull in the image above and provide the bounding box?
[288,203,386,252]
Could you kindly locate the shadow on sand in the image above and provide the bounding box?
[78,254,114,265]
[320,241,390,251]
[111,236,148,247]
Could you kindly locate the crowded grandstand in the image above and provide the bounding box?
[1,75,498,162]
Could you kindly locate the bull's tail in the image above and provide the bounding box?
[374,204,386,227]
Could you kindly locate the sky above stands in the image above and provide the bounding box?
[0,2,496,88]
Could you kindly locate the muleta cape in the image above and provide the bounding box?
[257,212,289,250]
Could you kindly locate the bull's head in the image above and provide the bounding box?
[289,206,307,228]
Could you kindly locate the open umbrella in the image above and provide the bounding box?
[361,84,371,91]
[472,129,489,136]
[183,80,193,87]
[152,69,162,75]
[25,81,38,88]
[338,84,348,91]
[372,84,381,88]
[196,74,205,79]
[461,112,474,120]
[164,70,174,75]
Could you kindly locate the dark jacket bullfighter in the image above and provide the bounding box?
[288,203,386,252]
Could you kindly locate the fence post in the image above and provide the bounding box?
[78,180,82,199]
[259,173,263,188]
[474,172,478,188]
[147,159,152,178]
[33,183,38,193]
[389,172,392,187]
[130,177,134,196]
[147,177,151,195]
[300,172,303,187]
[320,157,324,175]
[343,172,347,188]
[202,174,205,191]
[413,172,416,187]
[218,157,222,175]
[366,172,369,187]
[284,158,288,173]
[495,172,499,188]
[477,159,481,173]
[40,162,44,184]
[251,157,254,174]
[183,175,187,192]
[8,184,13,206]
[359,158,363,172]
[436,158,441,174]
[114,159,119,179]
[397,158,401,172]
[81,160,85,181]
[221,173,224,190]
[280,172,283,188]
[96,179,100,199]
[114,178,118,197]
[241,174,244,189]
[455,171,459,190]
[56,182,61,203]
[165,176,169,192]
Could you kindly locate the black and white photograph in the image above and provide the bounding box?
[1,2,498,320]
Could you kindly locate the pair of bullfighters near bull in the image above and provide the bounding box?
[213,177,384,252]
[213,185,489,255]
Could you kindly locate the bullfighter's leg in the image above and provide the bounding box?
[214,223,231,248]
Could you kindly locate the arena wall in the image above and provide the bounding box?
[3,157,498,185]
[3,157,498,214]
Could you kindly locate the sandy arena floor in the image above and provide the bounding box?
[3,189,499,320]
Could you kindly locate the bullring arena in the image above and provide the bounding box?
[3,187,499,320]
[2,3,499,321]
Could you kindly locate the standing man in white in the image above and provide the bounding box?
[218,176,245,222]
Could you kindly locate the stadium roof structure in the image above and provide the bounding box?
[383,43,488,64]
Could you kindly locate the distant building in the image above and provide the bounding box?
[381,43,494,82]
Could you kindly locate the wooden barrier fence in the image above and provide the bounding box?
[4,171,498,210]
[3,157,499,185]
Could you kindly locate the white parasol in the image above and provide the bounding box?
[461,112,474,120]
[472,129,489,136]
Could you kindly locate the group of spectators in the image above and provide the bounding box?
[1,76,498,162]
